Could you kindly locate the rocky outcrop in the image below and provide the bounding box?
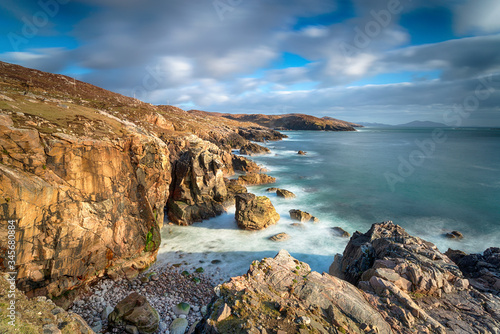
[239,142,270,155]
[446,247,500,294]
[289,209,319,223]
[108,292,159,334]
[237,127,287,142]
[276,188,296,198]
[330,222,500,333]
[195,250,393,334]
[167,135,233,225]
[0,274,94,333]
[235,193,280,230]
[231,155,262,173]
[236,172,276,186]
[0,113,169,298]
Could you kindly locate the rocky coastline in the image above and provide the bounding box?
[1,62,499,334]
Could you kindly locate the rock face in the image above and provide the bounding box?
[235,193,280,230]
[239,142,270,155]
[330,222,500,333]
[237,172,276,186]
[167,135,232,225]
[195,250,393,334]
[0,114,168,297]
[289,209,319,223]
[276,188,296,198]
[446,247,500,294]
[108,292,159,334]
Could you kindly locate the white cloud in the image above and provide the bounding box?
[454,0,500,34]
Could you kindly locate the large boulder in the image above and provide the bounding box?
[231,155,262,172]
[235,193,280,230]
[195,250,393,334]
[167,136,232,225]
[237,172,276,186]
[108,293,159,334]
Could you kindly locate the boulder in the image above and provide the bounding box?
[269,233,290,242]
[237,172,276,186]
[297,150,307,155]
[239,142,270,155]
[276,189,296,198]
[331,227,350,238]
[289,209,319,223]
[266,187,279,193]
[224,178,248,204]
[108,293,159,334]
[235,193,280,230]
[195,250,393,334]
[167,136,231,225]
[170,318,188,334]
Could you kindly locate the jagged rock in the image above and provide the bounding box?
[446,247,500,293]
[239,142,270,155]
[289,209,319,223]
[269,233,290,242]
[331,222,500,333]
[224,178,248,204]
[237,127,287,142]
[297,150,307,155]
[235,193,280,230]
[331,226,350,238]
[445,230,464,239]
[266,187,278,193]
[167,136,231,225]
[237,172,276,185]
[232,155,262,172]
[195,250,393,334]
[276,189,296,198]
[108,292,159,334]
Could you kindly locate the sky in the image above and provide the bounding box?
[1,0,500,125]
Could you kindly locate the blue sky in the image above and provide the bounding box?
[1,0,500,125]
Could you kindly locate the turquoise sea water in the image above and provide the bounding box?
[157,127,500,279]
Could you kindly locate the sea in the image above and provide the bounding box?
[156,127,500,281]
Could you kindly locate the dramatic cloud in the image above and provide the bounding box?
[0,0,499,125]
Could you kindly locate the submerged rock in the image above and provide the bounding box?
[235,193,280,230]
[445,230,464,239]
[269,232,290,242]
[331,226,351,238]
[276,188,296,198]
[289,209,319,223]
[297,150,307,155]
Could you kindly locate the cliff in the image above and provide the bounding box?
[189,110,358,131]
[197,222,500,333]
[0,61,282,299]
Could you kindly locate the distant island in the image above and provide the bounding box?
[359,120,450,128]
